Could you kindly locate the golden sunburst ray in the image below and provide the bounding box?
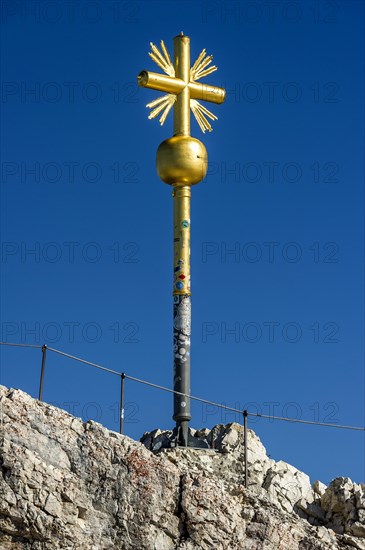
[146,94,176,125]
[190,49,206,74]
[190,99,218,133]
[148,40,175,77]
[190,49,217,81]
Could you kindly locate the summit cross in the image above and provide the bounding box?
[137,34,226,447]
[138,33,225,134]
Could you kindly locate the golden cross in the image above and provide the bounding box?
[137,33,225,134]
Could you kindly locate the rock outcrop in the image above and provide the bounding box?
[0,385,364,549]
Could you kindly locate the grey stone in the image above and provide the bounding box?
[0,384,364,550]
[313,479,327,497]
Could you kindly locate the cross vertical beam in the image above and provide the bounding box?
[173,34,190,136]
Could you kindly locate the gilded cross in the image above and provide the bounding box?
[137,33,226,134]
[137,34,226,447]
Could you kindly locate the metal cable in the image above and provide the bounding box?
[247,412,365,431]
[0,341,42,349]
[125,375,365,431]
[124,374,243,413]
[46,347,122,377]
[1,342,364,432]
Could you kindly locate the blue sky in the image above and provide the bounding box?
[1,0,364,485]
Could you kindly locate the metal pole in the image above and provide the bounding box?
[171,34,192,448]
[120,373,125,435]
[243,410,248,488]
[38,344,47,401]
[172,186,191,447]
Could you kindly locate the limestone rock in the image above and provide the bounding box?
[0,385,364,549]
[313,479,327,497]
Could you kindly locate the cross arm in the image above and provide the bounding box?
[138,70,226,105]
[138,71,185,95]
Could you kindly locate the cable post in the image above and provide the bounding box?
[243,410,248,488]
[120,373,126,435]
[38,344,47,401]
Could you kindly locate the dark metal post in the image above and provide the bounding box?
[38,344,47,401]
[173,295,191,447]
[172,185,192,448]
[120,373,126,435]
[243,410,248,488]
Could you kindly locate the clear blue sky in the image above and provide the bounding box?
[1,0,364,486]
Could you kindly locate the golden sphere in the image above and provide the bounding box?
[156,136,208,185]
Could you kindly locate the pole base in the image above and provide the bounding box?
[176,420,189,447]
[141,426,210,452]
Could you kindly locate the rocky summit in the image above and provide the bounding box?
[0,385,364,549]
